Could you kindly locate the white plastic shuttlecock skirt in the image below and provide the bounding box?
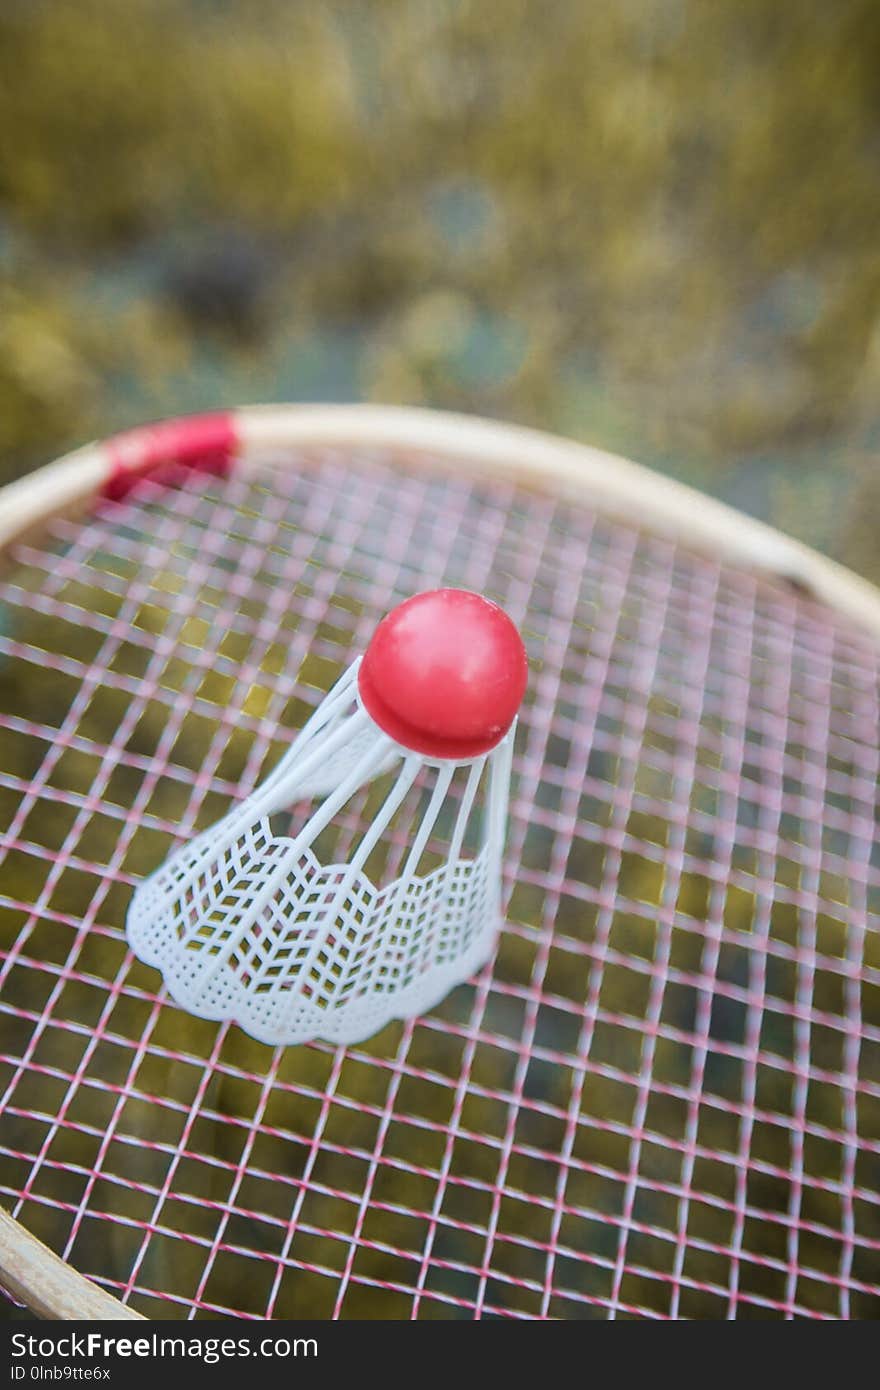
[126,660,515,1045]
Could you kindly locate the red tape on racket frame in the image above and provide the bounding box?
[102,413,238,501]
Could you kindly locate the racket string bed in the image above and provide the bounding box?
[0,445,878,1319]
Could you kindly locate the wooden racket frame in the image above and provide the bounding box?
[1,402,878,1320]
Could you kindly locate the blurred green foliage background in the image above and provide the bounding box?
[2,0,880,577]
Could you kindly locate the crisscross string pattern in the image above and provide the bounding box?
[0,444,878,1320]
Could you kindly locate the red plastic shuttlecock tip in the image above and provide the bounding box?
[357,588,528,758]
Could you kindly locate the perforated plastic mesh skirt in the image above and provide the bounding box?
[0,446,878,1319]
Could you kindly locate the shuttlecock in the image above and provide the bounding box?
[126,589,528,1045]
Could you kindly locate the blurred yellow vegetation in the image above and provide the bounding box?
[1,1,880,572]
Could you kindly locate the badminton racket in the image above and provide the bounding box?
[0,404,878,1320]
